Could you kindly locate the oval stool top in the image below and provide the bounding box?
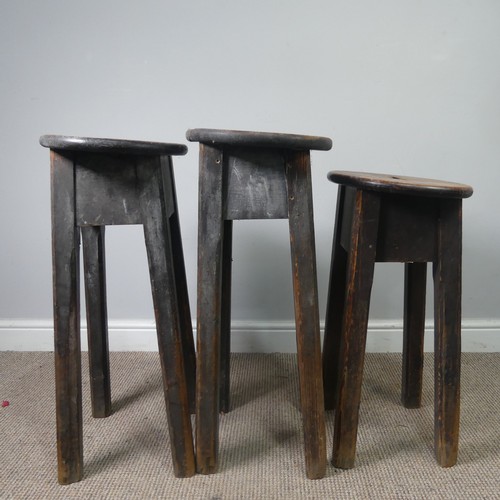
[328,171,473,199]
[40,135,187,156]
[186,128,332,151]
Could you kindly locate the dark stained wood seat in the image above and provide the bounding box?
[187,128,332,479]
[186,128,332,151]
[40,135,196,483]
[40,135,188,156]
[328,171,473,198]
[322,170,473,470]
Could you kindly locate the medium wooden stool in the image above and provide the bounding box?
[322,171,473,469]
[187,128,332,479]
[40,135,196,483]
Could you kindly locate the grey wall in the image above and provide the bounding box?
[1,1,499,337]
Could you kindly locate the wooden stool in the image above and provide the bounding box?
[187,128,332,479]
[322,171,473,469]
[40,135,196,483]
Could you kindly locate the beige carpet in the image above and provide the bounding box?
[0,352,499,499]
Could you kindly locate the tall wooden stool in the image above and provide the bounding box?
[40,135,196,483]
[322,171,473,469]
[187,128,332,479]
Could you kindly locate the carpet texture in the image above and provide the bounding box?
[0,352,499,499]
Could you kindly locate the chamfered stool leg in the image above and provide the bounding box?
[196,143,225,474]
[402,262,427,409]
[286,150,326,479]
[51,150,83,485]
[220,219,233,414]
[433,198,462,467]
[169,210,197,414]
[81,225,111,418]
[166,160,197,414]
[322,185,348,411]
[332,189,380,469]
[139,158,195,477]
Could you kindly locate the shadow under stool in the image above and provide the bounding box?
[321,171,473,469]
[40,135,196,483]
[186,128,332,479]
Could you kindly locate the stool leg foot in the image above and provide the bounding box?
[433,199,462,467]
[323,186,348,411]
[196,144,225,474]
[286,151,326,479]
[402,262,427,409]
[333,190,380,470]
[140,160,195,478]
[51,151,83,484]
[220,220,233,414]
[82,226,111,418]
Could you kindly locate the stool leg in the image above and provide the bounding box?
[196,144,225,474]
[323,186,348,410]
[402,262,427,409]
[332,189,380,469]
[220,220,233,413]
[433,199,462,467]
[139,160,195,478]
[50,150,83,484]
[286,151,326,479]
[166,161,197,414]
[81,226,112,418]
[169,210,197,414]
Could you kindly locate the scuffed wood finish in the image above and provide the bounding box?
[402,262,427,409]
[285,150,326,479]
[224,148,288,220]
[323,170,472,470]
[332,190,380,469]
[75,156,143,226]
[43,135,195,483]
[50,150,83,484]
[433,199,462,467]
[196,143,225,474]
[189,129,330,479]
[81,225,111,418]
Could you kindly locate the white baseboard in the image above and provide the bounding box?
[1,319,499,352]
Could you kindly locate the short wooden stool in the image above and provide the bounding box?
[40,135,196,483]
[322,171,473,469]
[187,128,332,479]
